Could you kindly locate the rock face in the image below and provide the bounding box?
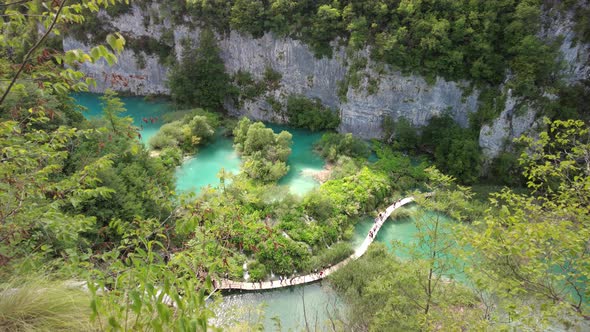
[479,90,539,159]
[479,4,590,161]
[64,3,589,158]
[63,5,478,139]
[540,6,590,84]
[64,37,169,95]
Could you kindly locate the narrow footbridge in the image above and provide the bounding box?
[217,196,416,291]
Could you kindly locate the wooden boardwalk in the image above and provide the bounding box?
[216,196,416,291]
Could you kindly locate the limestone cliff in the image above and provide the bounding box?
[64,4,478,140]
[64,3,589,157]
[479,4,590,160]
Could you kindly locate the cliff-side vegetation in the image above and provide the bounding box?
[168,29,232,110]
[121,0,562,97]
[286,95,340,131]
[383,114,482,184]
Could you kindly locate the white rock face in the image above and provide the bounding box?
[64,3,588,156]
[540,6,590,84]
[64,5,478,139]
[479,4,590,161]
[479,91,539,160]
[64,37,170,95]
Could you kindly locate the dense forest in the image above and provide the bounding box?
[1,0,589,331]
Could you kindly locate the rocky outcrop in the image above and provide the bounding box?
[540,5,590,84]
[64,37,169,95]
[64,3,588,157]
[64,5,478,139]
[479,4,590,161]
[479,90,540,160]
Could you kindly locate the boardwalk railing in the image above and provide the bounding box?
[217,196,417,291]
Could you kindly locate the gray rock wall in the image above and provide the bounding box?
[479,4,590,161]
[64,3,588,157]
[64,5,478,139]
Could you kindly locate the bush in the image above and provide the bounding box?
[286,95,340,131]
[309,242,354,271]
[167,30,232,109]
[421,115,482,184]
[233,118,292,182]
[248,261,267,282]
[149,112,217,153]
[315,133,370,162]
[149,131,178,150]
[159,147,183,167]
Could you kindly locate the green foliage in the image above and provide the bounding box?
[462,119,590,323]
[230,0,266,38]
[168,30,232,110]
[159,147,183,167]
[172,0,564,96]
[308,242,354,271]
[149,109,218,153]
[489,151,524,186]
[545,81,590,122]
[125,35,175,65]
[285,95,340,131]
[233,118,292,182]
[247,260,268,281]
[421,114,482,184]
[382,116,419,151]
[312,166,391,217]
[231,68,282,107]
[330,244,485,331]
[314,133,370,162]
[372,144,429,192]
[0,117,112,262]
[263,66,282,89]
[90,239,219,331]
[0,3,228,331]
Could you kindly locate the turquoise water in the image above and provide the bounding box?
[352,205,455,258]
[74,94,325,195]
[219,208,454,330]
[175,135,241,193]
[174,123,325,195]
[73,93,169,145]
[268,124,325,196]
[216,283,344,331]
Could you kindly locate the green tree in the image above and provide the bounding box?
[233,118,292,182]
[230,0,266,38]
[286,95,340,131]
[314,132,370,162]
[168,29,232,110]
[463,119,590,325]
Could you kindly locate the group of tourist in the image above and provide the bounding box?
[370,198,402,239]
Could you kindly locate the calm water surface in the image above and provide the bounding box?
[73,93,168,144]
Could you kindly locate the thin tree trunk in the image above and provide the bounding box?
[0,0,68,106]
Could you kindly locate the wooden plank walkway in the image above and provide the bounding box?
[216,196,416,291]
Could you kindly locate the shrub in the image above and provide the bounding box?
[248,261,267,282]
[315,133,370,162]
[149,131,178,150]
[286,95,340,131]
[308,242,354,271]
[233,118,292,182]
